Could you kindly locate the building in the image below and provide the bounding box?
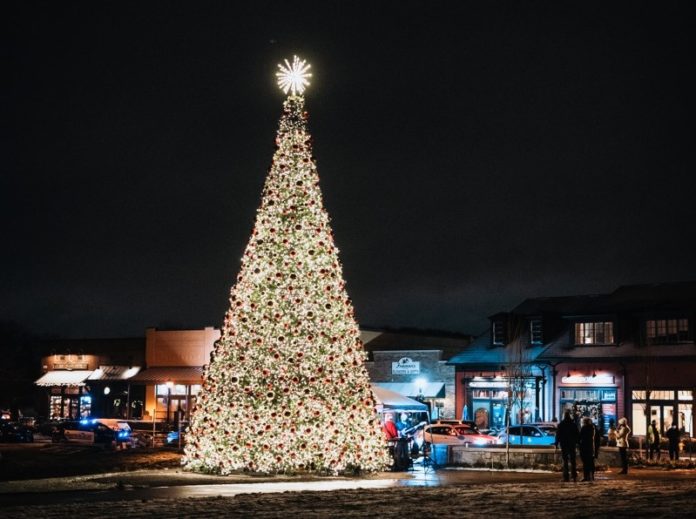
[129,327,220,423]
[362,329,472,420]
[34,338,145,419]
[449,281,696,438]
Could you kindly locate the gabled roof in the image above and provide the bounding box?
[511,281,696,317]
[447,330,547,366]
[451,281,696,365]
[360,329,471,361]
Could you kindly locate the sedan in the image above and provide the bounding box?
[423,424,498,446]
[496,425,555,446]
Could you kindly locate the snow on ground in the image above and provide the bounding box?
[2,479,696,518]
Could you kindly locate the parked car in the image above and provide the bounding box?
[56,418,132,446]
[0,421,34,443]
[496,425,556,446]
[529,422,557,436]
[433,419,481,433]
[424,424,498,446]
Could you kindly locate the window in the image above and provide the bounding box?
[530,319,543,345]
[646,318,689,344]
[492,320,506,345]
[574,322,614,345]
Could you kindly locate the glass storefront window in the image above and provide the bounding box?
[651,390,675,400]
[679,404,693,435]
[678,391,693,401]
[632,404,647,436]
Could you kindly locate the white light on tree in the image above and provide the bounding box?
[183,59,389,475]
[276,55,312,96]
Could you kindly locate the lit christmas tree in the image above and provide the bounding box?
[183,56,390,475]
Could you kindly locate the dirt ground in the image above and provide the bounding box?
[0,442,182,481]
[2,443,696,518]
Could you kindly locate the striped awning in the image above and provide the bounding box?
[34,370,93,387]
[128,367,204,385]
[88,366,141,381]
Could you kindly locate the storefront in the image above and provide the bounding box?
[35,370,94,419]
[629,389,693,436]
[130,367,204,423]
[556,370,621,434]
[460,372,547,431]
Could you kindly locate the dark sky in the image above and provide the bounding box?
[3,1,694,339]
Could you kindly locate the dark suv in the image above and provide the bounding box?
[0,421,34,442]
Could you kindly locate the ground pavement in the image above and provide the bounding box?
[1,465,695,518]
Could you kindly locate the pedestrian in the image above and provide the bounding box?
[647,419,661,461]
[382,414,398,441]
[555,410,579,482]
[665,422,680,461]
[578,417,596,481]
[616,417,631,474]
[607,419,617,447]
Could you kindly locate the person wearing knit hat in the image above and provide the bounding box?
[616,417,631,474]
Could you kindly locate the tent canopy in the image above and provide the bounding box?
[371,384,428,412]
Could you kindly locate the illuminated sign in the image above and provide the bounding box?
[561,375,614,385]
[391,357,420,375]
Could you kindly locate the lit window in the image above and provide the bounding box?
[646,318,689,344]
[574,322,614,345]
[530,319,543,345]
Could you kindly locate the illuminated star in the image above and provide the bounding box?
[276,56,312,96]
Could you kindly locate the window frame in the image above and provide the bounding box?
[574,321,615,346]
[492,320,506,346]
[645,318,690,345]
[529,319,543,345]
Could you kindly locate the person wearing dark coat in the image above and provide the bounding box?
[555,410,579,482]
[647,420,661,461]
[578,417,596,481]
[665,423,680,461]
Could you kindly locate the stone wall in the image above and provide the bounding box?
[435,446,623,468]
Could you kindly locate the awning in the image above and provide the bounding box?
[88,366,141,381]
[374,381,446,399]
[35,370,93,387]
[129,367,204,385]
[371,384,428,411]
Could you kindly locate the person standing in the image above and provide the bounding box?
[578,417,596,481]
[666,422,680,461]
[647,419,661,461]
[555,410,579,482]
[607,419,617,447]
[593,418,601,476]
[616,417,631,474]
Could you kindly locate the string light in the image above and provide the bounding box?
[276,55,312,96]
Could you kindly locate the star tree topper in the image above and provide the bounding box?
[276,55,312,96]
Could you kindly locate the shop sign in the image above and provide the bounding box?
[53,362,89,370]
[470,381,509,388]
[561,374,614,385]
[392,357,420,375]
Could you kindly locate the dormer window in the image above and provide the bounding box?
[646,318,689,344]
[492,320,507,345]
[530,319,543,345]
[574,321,614,345]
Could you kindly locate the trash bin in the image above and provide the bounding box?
[431,443,449,466]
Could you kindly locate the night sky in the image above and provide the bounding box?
[4,1,694,339]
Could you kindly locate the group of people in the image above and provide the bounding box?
[647,419,682,461]
[556,410,684,481]
[555,410,604,481]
